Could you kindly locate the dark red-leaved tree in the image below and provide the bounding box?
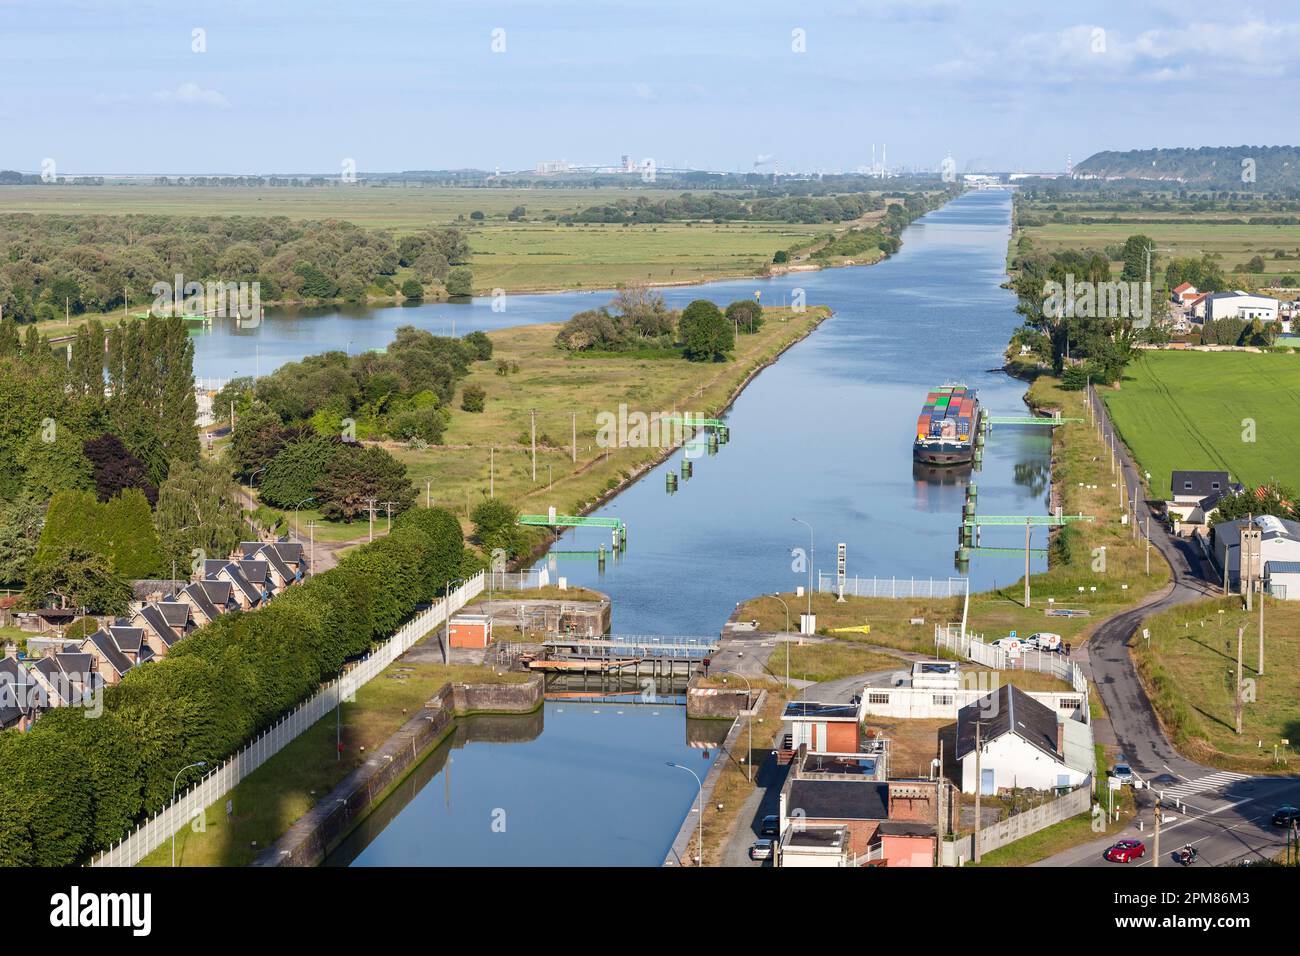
[83,433,159,506]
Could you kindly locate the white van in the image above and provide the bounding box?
[1028,632,1062,652]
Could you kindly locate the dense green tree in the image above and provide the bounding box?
[0,493,42,586]
[463,330,493,360]
[315,444,416,522]
[470,497,523,556]
[36,489,164,578]
[22,546,132,614]
[259,435,338,509]
[154,458,248,569]
[445,266,474,296]
[400,278,424,299]
[17,425,94,500]
[679,299,734,361]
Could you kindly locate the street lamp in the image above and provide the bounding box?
[771,592,791,689]
[792,517,814,627]
[293,496,315,539]
[721,671,754,782]
[668,761,704,866]
[171,760,207,867]
[247,465,268,507]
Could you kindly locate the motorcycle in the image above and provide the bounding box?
[1175,845,1198,866]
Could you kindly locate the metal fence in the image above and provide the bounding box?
[489,567,551,591]
[935,623,1088,695]
[817,572,969,600]
[88,571,485,867]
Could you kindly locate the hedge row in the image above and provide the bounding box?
[0,506,468,866]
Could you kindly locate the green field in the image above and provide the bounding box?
[1103,351,1300,497]
[2,184,839,296]
[1018,206,1300,287]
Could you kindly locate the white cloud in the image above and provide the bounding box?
[152,82,230,109]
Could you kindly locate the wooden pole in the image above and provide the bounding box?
[973,721,983,863]
[531,409,537,482]
[571,412,577,463]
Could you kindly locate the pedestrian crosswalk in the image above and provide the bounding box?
[1157,770,1251,800]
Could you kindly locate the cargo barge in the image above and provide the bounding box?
[913,384,979,466]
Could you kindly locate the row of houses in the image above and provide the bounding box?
[0,541,308,731]
[1162,469,1300,599]
[771,662,1094,867]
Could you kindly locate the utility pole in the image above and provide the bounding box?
[973,721,983,864]
[383,501,394,534]
[1235,625,1244,735]
[307,520,316,573]
[1153,802,1162,868]
[490,446,495,498]
[425,478,432,509]
[530,409,537,482]
[1023,519,1031,608]
[365,497,377,543]
[571,411,577,463]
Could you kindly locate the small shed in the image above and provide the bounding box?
[448,613,493,649]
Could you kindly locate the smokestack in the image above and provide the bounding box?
[1056,719,1065,755]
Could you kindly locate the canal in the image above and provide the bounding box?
[192,190,1047,865]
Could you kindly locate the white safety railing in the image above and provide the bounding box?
[489,566,550,592]
[818,572,969,600]
[935,622,1088,695]
[88,571,484,867]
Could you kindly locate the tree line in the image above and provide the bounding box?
[0,213,471,324]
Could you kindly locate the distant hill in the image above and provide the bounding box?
[1073,146,1300,189]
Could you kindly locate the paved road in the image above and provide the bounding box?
[1040,387,1298,867]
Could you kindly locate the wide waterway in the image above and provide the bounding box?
[190,191,1049,865]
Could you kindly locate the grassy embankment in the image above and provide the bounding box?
[1133,595,1299,774]
[1102,350,1300,498]
[142,654,532,867]
[389,306,832,539]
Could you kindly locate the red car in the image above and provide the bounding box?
[1104,839,1146,863]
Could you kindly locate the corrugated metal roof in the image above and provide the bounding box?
[1265,561,1300,574]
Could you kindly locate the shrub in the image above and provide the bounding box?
[400,278,424,299]
[462,384,486,413]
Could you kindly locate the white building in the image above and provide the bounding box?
[1264,561,1300,601]
[1203,291,1280,322]
[1213,515,1300,593]
[956,684,1093,794]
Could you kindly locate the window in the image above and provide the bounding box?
[932,694,954,706]
[867,692,890,705]
[1211,482,1221,490]
[1183,481,1193,491]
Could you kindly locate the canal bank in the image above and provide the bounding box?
[253,191,1056,866]
[255,675,544,868]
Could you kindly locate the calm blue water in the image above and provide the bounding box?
[202,192,1047,866]
[326,700,713,867]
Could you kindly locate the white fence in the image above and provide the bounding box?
[935,623,1088,695]
[89,571,485,867]
[817,572,969,600]
[489,567,550,592]
[943,778,1093,865]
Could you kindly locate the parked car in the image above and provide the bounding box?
[760,814,779,837]
[1104,839,1146,863]
[1271,805,1300,827]
[1109,764,1135,786]
[749,838,774,861]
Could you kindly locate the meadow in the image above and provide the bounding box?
[2,184,838,294]
[1018,206,1300,283]
[1102,350,1300,497]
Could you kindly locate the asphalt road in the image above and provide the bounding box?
[1040,387,1298,867]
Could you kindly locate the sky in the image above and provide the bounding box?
[2,0,1298,176]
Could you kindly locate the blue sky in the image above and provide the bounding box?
[2,0,1298,175]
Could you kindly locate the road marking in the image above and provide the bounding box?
[1158,770,1250,800]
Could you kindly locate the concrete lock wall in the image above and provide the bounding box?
[256,675,543,867]
[685,680,753,719]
